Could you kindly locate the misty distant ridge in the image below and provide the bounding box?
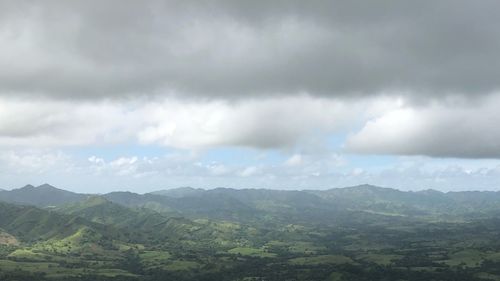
[0,183,88,207]
[2,183,500,221]
[150,186,205,198]
[1,183,498,196]
[3,183,81,193]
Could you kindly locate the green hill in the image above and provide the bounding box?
[4,184,500,280]
[0,184,87,207]
[56,196,249,247]
[0,201,124,243]
[4,183,500,223]
[150,187,205,198]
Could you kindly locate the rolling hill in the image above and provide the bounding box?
[4,184,500,224]
[0,184,87,207]
[2,184,500,280]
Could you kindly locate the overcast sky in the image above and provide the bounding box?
[1,0,500,193]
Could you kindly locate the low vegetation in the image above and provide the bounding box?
[1,184,500,280]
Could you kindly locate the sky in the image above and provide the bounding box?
[1,0,500,193]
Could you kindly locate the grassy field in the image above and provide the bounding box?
[227,247,277,258]
[288,255,354,266]
[357,253,402,265]
[442,249,487,267]
[0,259,137,278]
[163,260,200,271]
[139,250,172,269]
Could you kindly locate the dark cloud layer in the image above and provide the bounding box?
[1,0,500,100]
[3,0,500,160]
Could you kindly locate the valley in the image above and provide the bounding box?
[1,184,500,280]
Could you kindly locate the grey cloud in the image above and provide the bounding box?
[346,94,500,159]
[1,0,499,100]
[0,96,365,149]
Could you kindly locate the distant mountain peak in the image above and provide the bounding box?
[337,184,394,192]
[353,184,385,189]
[417,189,444,195]
[37,183,59,190]
[1,183,86,207]
[171,186,197,191]
[20,184,35,190]
[150,186,205,198]
[19,184,60,191]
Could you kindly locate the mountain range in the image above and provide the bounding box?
[2,184,500,221]
[2,184,500,280]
